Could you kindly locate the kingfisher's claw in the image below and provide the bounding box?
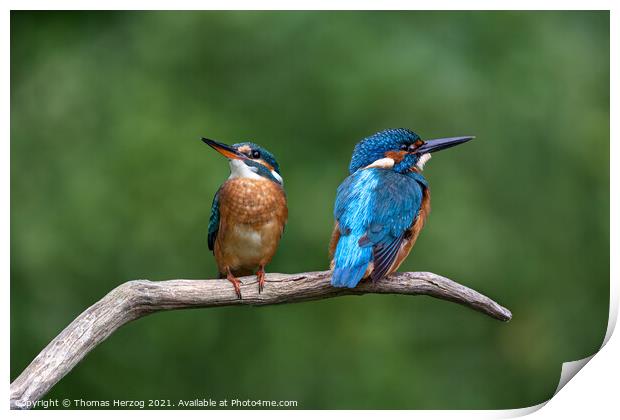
[257,266,266,294]
[226,269,242,299]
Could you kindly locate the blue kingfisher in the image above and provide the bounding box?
[329,128,474,288]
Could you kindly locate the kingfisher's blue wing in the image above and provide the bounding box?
[207,188,221,252]
[332,169,423,288]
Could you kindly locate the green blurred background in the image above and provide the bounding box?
[11,11,609,409]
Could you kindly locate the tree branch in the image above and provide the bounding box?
[10,270,511,409]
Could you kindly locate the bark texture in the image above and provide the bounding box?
[10,271,511,409]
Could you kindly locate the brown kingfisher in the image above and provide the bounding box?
[329,128,474,287]
[202,137,288,298]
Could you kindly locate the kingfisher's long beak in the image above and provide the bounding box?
[201,137,248,160]
[417,136,475,154]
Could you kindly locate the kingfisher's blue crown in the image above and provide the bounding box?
[349,128,421,174]
[232,142,281,175]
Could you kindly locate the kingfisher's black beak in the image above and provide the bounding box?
[417,136,475,154]
[201,137,247,160]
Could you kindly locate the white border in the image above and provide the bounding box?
[3,2,616,418]
[1,0,617,10]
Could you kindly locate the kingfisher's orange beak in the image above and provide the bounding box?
[201,137,248,160]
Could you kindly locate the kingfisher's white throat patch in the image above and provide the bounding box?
[416,153,432,171]
[228,159,284,184]
[228,159,262,180]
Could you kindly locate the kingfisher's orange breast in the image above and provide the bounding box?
[214,178,287,275]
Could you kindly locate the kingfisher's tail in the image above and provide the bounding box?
[331,234,372,288]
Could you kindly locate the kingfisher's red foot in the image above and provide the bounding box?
[226,268,242,299]
[257,266,266,293]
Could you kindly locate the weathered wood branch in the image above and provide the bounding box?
[10,270,511,409]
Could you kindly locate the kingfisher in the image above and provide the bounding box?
[329,128,474,288]
[202,137,288,298]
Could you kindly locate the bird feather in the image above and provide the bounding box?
[331,168,425,288]
[207,188,221,252]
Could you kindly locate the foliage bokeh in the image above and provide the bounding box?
[11,11,609,409]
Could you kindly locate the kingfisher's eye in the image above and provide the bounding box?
[406,140,424,152]
[400,144,409,151]
[251,150,261,159]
